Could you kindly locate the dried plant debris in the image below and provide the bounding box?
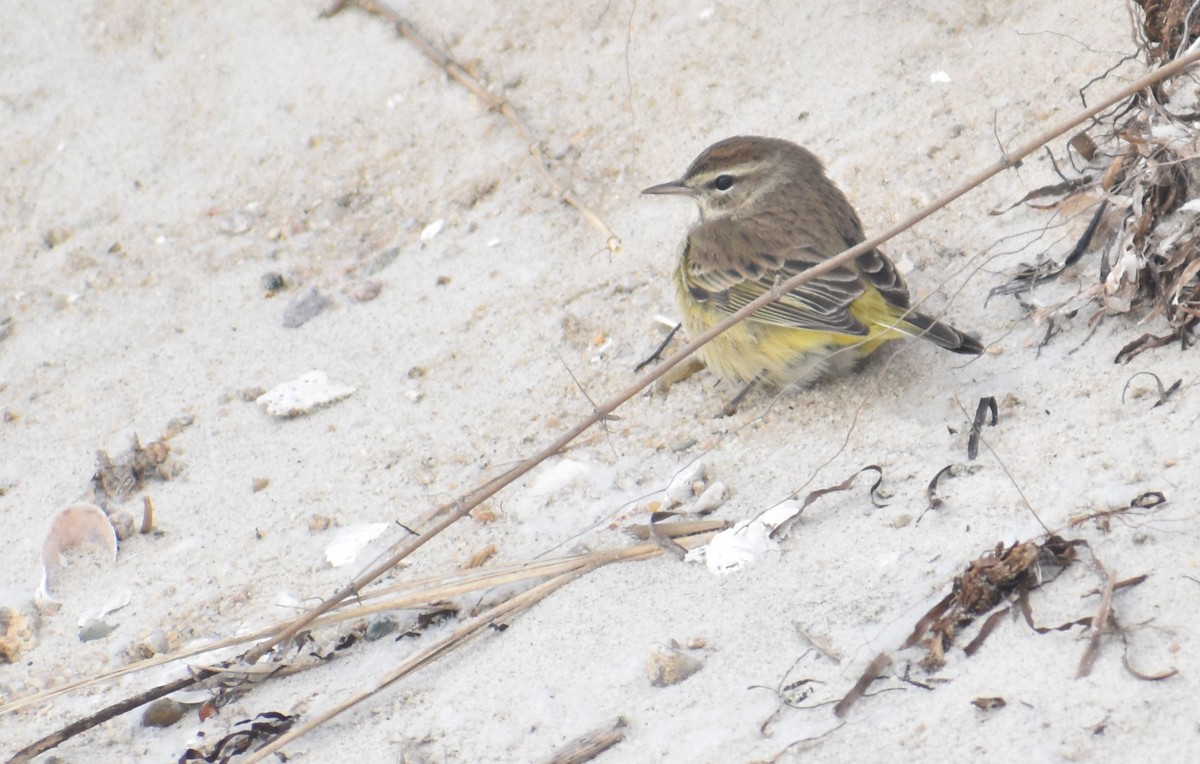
[834,530,1175,717]
[905,537,1078,671]
[1120,370,1183,406]
[1068,490,1168,532]
[1136,0,1200,66]
[624,518,729,541]
[545,717,627,764]
[770,466,885,541]
[90,435,173,507]
[924,463,982,512]
[971,696,1007,711]
[967,396,998,460]
[399,606,459,639]
[989,9,1200,359]
[833,653,894,718]
[178,711,299,763]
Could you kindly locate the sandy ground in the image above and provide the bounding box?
[3,1,1199,762]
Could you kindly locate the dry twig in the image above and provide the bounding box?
[322,0,623,253]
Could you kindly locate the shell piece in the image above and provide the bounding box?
[698,503,797,575]
[663,459,706,507]
[692,481,729,512]
[36,503,118,612]
[78,589,132,629]
[256,370,355,417]
[528,459,590,496]
[324,523,390,568]
[420,219,445,241]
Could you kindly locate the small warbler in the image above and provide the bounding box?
[642,136,983,394]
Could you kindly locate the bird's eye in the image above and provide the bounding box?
[713,174,734,191]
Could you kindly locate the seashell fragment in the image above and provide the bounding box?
[256,370,355,417]
[696,503,797,575]
[663,459,706,507]
[324,523,390,568]
[36,503,118,612]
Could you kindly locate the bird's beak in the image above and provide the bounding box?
[641,179,692,196]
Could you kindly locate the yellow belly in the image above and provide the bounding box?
[673,266,903,388]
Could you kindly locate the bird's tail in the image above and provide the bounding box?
[902,311,984,355]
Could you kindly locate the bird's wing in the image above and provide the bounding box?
[681,219,910,335]
[854,247,911,311]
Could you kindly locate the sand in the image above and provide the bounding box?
[3,2,1198,762]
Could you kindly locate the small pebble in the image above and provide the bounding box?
[646,642,703,687]
[282,288,329,328]
[79,619,118,642]
[142,698,188,728]
[352,280,382,302]
[133,630,170,659]
[0,608,34,663]
[261,272,286,293]
[44,226,74,248]
[218,211,254,235]
[108,511,136,540]
[365,616,399,641]
[162,415,194,439]
[367,247,400,275]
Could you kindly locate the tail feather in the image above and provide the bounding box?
[903,311,984,355]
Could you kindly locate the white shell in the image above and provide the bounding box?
[257,370,355,417]
[664,459,706,507]
[528,459,590,496]
[324,523,390,568]
[701,503,798,575]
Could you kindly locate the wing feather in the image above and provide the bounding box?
[681,219,910,336]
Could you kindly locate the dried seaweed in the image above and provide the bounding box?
[899,534,1172,683]
[1136,0,1200,67]
[986,199,1109,303]
[967,396,999,460]
[924,463,981,512]
[1120,370,1183,405]
[911,538,1078,671]
[178,711,299,763]
[770,466,884,540]
[90,435,173,508]
[833,653,892,718]
[647,511,691,560]
[989,9,1200,358]
[1068,490,1168,532]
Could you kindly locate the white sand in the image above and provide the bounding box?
[3,2,1198,762]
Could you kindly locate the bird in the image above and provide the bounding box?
[641,135,982,406]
